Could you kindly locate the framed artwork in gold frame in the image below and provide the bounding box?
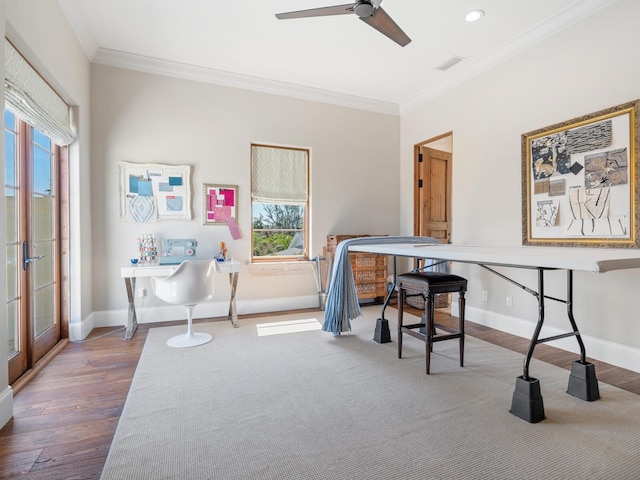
[522,100,640,247]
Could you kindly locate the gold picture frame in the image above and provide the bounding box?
[203,183,238,225]
[522,100,640,247]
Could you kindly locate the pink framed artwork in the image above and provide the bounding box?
[203,183,238,225]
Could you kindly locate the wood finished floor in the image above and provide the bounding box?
[1,307,639,479]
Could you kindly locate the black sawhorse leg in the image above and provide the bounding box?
[496,268,600,423]
[373,257,396,343]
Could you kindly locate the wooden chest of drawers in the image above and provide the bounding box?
[327,234,388,301]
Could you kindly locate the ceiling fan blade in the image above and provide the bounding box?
[276,4,356,20]
[360,6,411,46]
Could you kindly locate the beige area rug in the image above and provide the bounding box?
[101,307,640,480]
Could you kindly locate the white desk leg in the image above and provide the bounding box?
[124,277,138,340]
[228,272,239,327]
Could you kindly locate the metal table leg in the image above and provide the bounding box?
[508,268,600,423]
[124,277,138,340]
[373,256,396,343]
[565,270,600,402]
[510,268,546,423]
[228,272,239,327]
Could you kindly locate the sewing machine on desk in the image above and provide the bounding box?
[159,238,197,265]
[120,258,241,340]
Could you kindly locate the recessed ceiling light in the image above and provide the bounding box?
[465,9,485,22]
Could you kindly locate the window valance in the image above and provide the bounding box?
[4,39,75,146]
[251,145,308,205]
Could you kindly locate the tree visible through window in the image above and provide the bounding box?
[251,144,309,260]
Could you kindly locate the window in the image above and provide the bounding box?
[251,144,309,261]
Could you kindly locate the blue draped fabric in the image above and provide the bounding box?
[322,236,444,334]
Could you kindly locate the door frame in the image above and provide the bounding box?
[6,113,70,388]
[413,131,454,238]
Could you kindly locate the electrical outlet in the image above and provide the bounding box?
[506,295,513,307]
[482,290,488,302]
[137,288,147,297]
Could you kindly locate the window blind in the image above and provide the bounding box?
[4,39,75,146]
[252,145,308,205]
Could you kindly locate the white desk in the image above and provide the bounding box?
[120,260,241,340]
[348,242,640,422]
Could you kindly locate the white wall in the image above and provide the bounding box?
[89,64,401,327]
[401,0,640,371]
[1,0,92,427]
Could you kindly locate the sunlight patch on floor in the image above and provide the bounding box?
[256,318,322,336]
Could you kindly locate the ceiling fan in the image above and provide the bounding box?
[275,0,411,47]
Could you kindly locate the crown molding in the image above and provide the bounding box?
[93,49,400,116]
[61,0,620,116]
[399,0,621,114]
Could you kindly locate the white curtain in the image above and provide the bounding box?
[4,39,75,146]
[251,145,308,205]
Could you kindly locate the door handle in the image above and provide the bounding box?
[23,241,45,270]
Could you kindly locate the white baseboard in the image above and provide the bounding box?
[75,295,321,340]
[467,306,640,374]
[0,386,13,429]
[69,315,95,342]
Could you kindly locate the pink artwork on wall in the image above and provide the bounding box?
[214,205,232,220]
[204,184,238,226]
[227,217,241,240]
[220,188,235,206]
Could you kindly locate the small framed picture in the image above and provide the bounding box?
[203,183,238,225]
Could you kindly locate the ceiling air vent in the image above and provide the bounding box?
[435,56,465,71]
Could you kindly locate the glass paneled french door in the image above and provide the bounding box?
[5,109,62,384]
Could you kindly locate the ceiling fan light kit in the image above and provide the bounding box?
[354,2,374,17]
[276,1,411,47]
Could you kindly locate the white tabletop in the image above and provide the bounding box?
[348,243,640,273]
[216,259,241,274]
[121,259,241,278]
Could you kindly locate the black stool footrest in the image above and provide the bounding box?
[402,322,426,330]
[429,332,463,342]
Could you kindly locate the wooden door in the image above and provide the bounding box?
[415,146,452,243]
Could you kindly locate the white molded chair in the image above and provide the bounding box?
[151,259,216,348]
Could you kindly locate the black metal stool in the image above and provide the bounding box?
[397,272,467,374]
